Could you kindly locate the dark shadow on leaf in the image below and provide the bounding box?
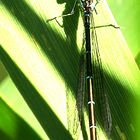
[94,66,136,140]
[1,0,80,139]
[1,0,80,95]
[0,61,8,83]
[0,98,42,140]
[0,47,73,140]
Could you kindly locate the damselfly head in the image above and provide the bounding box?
[80,0,98,13]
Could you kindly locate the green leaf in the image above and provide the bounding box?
[0,97,42,140]
[1,0,140,140]
[107,0,140,58]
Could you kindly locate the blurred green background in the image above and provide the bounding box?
[107,0,140,65]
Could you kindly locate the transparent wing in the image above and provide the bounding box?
[91,14,112,138]
[66,45,86,140]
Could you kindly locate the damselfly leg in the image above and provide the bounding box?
[46,0,78,27]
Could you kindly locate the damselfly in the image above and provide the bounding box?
[47,0,119,139]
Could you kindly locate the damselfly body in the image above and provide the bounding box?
[79,1,114,140]
[46,0,119,139]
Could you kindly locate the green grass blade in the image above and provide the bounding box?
[1,0,140,139]
[0,97,42,140]
[0,46,73,140]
